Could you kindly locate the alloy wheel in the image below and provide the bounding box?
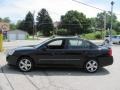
[18,58,32,72]
[85,60,98,73]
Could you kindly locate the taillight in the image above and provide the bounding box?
[108,48,112,56]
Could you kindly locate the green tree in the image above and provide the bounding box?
[16,12,34,35]
[96,11,117,29]
[0,17,11,23]
[3,17,10,23]
[36,8,54,36]
[24,11,34,35]
[89,17,97,31]
[16,20,25,30]
[0,18,2,22]
[60,10,91,35]
[113,21,120,33]
[10,23,16,30]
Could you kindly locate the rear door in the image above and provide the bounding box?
[63,39,86,65]
[64,39,99,66]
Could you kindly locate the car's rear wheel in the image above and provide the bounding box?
[84,60,99,73]
[17,57,33,72]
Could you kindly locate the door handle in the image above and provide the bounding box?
[82,51,87,54]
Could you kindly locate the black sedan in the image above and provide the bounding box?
[6,37,113,73]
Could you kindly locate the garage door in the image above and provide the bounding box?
[8,34,16,40]
[18,34,25,40]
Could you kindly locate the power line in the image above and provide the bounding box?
[72,0,107,11]
[72,0,120,15]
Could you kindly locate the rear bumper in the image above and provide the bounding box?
[98,56,113,67]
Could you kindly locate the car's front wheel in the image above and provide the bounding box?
[84,60,99,73]
[17,57,33,72]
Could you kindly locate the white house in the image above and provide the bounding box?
[7,30,28,41]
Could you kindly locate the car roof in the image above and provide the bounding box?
[50,35,82,40]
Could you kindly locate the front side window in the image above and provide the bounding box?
[47,39,64,49]
[68,39,84,49]
[48,40,62,46]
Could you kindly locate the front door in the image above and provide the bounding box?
[38,39,66,65]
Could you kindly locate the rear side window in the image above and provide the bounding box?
[84,41,97,48]
[68,39,84,49]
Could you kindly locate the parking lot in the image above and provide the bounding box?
[0,40,120,90]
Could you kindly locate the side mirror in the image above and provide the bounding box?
[41,46,47,51]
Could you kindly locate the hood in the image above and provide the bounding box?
[15,45,35,51]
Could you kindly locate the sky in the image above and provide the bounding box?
[0,0,119,23]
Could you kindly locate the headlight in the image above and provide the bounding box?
[7,49,15,55]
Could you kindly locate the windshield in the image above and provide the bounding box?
[34,38,52,48]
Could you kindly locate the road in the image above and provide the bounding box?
[0,40,119,90]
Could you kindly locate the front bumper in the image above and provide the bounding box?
[98,56,113,67]
[6,55,18,66]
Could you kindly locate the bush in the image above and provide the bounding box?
[117,32,120,34]
[106,30,117,35]
[81,31,102,40]
[81,30,118,40]
[37,31,43,36]
[95,32,102,39]
[56,29,68,36]
[81,33,96,40]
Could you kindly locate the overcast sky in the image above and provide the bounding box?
[0,0,119,23]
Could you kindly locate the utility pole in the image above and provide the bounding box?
[110,1,114,45]
[33,11,35,40]
[103,11,106,39]
[0,29,3,52]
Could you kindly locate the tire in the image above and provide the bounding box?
[17,57,33,72]
[84,60,99,73]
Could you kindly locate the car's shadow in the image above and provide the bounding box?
[0,65,110,76]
